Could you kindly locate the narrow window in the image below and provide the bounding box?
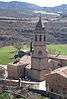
[35,35,37,41]
[51,89,53,92]
[39,35,41,41]
[44,35,45,41]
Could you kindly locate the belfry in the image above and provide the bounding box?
[31,15,49,81]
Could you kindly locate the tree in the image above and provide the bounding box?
[15,43,23,52]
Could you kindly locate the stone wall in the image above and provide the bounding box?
[61,60,67,66]
[45,73,67,97]
[29,88,64,99]
[0,79,46,90]
[7,63,28,79]
[48,59,60,70]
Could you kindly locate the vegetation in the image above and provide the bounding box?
[0,46,16,65]
[47,44,67,55]
[0,1,66,16]
[0,15,67,47]
[0,93,49,99]
[0,45,67,65]
[0,93,13,99]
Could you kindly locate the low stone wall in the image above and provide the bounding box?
[0,79,42,90]
[29,88,65,99]
[1,79,18,87]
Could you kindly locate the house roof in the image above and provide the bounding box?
[48,55,67,61]
[47,66,67,78]
[52,66,67,78]
[20,55,31,65]
[8,55,31,68]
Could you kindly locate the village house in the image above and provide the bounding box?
[45,66,67,97]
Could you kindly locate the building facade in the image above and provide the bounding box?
[45,66,67,97]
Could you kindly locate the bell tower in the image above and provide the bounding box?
[31,15,49,81]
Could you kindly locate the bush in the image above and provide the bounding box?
[0,93,13,99]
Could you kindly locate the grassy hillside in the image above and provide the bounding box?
[0,45,67,65]
[0,1,67,14]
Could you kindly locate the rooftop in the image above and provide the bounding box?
[47,66,67,78]
[8,55,31,68]
[35,15,44,31]
[48,55,67,61]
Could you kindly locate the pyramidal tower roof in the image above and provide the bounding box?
[35,14,43,31]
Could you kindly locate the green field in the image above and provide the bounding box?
[0,45,67,65]
[47,45,67,55]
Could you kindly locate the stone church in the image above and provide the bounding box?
[8,15,49,81]
[7,15,67,96]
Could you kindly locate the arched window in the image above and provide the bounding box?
[44,35,45,41]
[35,35,37,41]
[39,35,41,41]
[38,51,42,56]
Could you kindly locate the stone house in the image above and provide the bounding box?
[45,66,67,97]
[7,55,31,79]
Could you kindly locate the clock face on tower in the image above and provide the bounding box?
[38,51,42,56]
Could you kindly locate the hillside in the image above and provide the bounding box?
[0,1,67,46]
[0,1,67,16]
[0,16,67,47]
[43,4,67,13]
[0,1,42,11]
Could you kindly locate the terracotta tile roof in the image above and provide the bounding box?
[49,66,67,78]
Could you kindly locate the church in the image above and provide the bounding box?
[7,15,67,96]
[8,15,49,81]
